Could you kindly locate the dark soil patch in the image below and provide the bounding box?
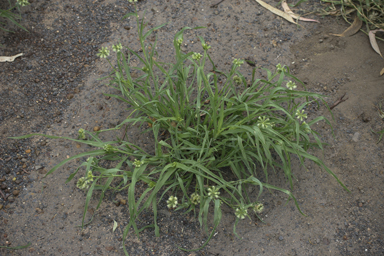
[1,0,383,255]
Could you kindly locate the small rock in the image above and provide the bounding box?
[180,45,188,52]
[93,126,100,132]
[352,132,360,142]
[0,177,5,182]
[361,112,371,122]
[13,190,20,196]
[67,94,74,100]
[35,208,43,214]
[4,168,11,174]
[279,236,284,241]
[105,246,115,251]
[319,39,323,43]
[323,238,330,245]
[0,204,3,210]
[21,158,27,163]
[25,149,31,154]
[343,235,348,240]
[358,202,363,207]
[1,184,6,190]
[119,199,127,205]
[34,165,42,170]
[38,168,47,174]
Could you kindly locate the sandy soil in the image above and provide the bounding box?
[1,0,383,255]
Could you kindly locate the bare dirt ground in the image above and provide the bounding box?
[1,0,383,255]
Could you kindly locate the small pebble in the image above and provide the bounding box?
[93,126,100,132]
[352,132,360,142]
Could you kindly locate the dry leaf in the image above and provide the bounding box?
[331,15,362,37]
[112,220,118,232]
[380,67,384,76]
[369,29,384,58]
[254,0,296,24]
[148,116,156,127]
[282,1,319,23]
[0,53,23,62]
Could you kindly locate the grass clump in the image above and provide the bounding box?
[0,0,29,33]
[320,0,384,36]
[12,12,348,255]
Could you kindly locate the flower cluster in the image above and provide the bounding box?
[97,46,110,58]
[286,81,297,90]
[276,63,285,73]
[232,59,244,67]
[78,128,86,140]
[167,196,178,209]
[176,37,183,46]
[76,170,94,190]
[133,159,144,168]
[17,0,29,7]
[235,207,247,219]
[253,203,264,214]
[192,52,202,61]
[112,43,123,52]
[301,121,311,134]
[296,110,307,121]
[202,43,211,51]
[190,192,200,205]
[207,186,220,200]
[257,116,274,129]
[233,75,242,85]
[103,144,115,154]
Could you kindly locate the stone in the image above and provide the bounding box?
[352,132,360,142]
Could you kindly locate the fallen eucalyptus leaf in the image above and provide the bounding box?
[254,0,296,25]
[331,15,362,37]
[113,220,118,232]
[369,29,384,58]
[0,53,23,62]
[380,67,384,76]
[282,1,319,23]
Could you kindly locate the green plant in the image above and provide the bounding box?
[0,0,29,33]
[320,0,384,34]
[12,12,348,255]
